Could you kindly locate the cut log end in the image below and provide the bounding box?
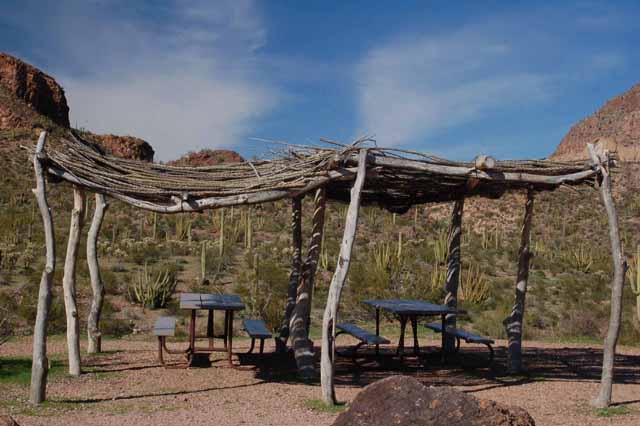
[474,155,496,170]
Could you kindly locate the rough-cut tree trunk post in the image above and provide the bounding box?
[30,131,55,404]
[503,188,535,373]
[290,188,326,376]
[321,149,368,405]
[588,144,626,408]
[444,197,464,352]
[87,193,108,353]
[62,186,86,376]
[277,196,303,351]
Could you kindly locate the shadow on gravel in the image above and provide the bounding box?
[59,381,268,404]
[249,344,640,392]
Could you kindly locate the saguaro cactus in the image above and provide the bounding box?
[219,208,225,256]
[628,245,640,322]
[200,241,207,283]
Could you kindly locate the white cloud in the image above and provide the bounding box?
[354,30,552,147]
[8,0,279,161]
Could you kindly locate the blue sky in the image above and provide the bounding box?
[1,0,639,161]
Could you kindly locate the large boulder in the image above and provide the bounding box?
[333,376,535,426]
[551,83,640,161]
[0,52,69,128]
[168,149,244,167]
[0,415,20,426]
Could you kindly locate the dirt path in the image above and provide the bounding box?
[2,336,639,425]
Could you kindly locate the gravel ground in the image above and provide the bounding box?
[2,336,639,425]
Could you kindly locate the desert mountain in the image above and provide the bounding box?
[551,83,640,161]
[0,52,154,161]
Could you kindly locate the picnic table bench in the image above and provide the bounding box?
[153,316,177,366]
[243,319,272,354]
[336,323,390,360]
[425,322,494,363]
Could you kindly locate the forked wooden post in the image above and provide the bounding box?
[588,144,626,408]
[290,188,326,376]
[321,149,368,405]
[276,196,303,351]
[30,131,56,404]
[444,197,464,352]
[87,193,108,353]
[62,186,86,376]
[504,188,535,373]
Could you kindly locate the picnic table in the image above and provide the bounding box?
[362,299,465,361]
[180,293,245,366]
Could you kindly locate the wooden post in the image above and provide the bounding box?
[503,188,535,373]
[277,196,303,351]
[290,188,326,376]
[62,186,86,376]
[30,131,56,404]
[321,149,368,405]
[588,144,626,408]
[87,193,108,353]
[444,197,464,352]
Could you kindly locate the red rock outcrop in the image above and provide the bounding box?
[88,133,154,162]
[168,149,244,166]
[551,83,640,161]
[0,52,69,128]
[333,376,535,426]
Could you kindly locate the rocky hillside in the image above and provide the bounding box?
[552,83,640,161]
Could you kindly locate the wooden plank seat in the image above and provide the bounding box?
[425,322,494,363]
[335,323,390,360]
[243,319,272,354]
[152,316,183,366]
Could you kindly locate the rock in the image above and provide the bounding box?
[551,83,640,162]
[332,376,535,426]
[168,149,244,166]
[0,415,20,426]
[87,133,154,162]
[0,52,69,128]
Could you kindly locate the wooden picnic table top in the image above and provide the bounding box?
[362,299,466,316]
[179,293,245,311]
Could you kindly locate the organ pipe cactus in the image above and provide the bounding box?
[129,263,178,310]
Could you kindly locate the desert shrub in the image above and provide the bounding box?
[234,253,288,331]
[99,299,133,336]
[0,297,13,345]
[129,242,161,265]
[15,287,66,334]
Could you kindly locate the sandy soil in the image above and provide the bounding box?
[1,335,639,426]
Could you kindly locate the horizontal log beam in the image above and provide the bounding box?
[356,155,598,186]
[46,165,358,213]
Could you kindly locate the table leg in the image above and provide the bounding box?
[375,308,380,356]
[223,310,229,351]
[411,316,419,355]
[207,309,214,350]
[397,315,407,357]
[227,310,234,367]
[188,309,196,365]
[441,313,447,364]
